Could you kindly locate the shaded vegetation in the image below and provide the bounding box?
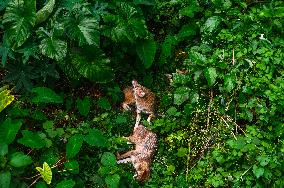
[0,0,283,187]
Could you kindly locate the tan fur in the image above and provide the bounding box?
[117,125,157,182]
[122,86,136,110]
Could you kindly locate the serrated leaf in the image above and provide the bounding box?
[201,16,221,33]
[136,39,156,69]
[174,87,191,105]
[9,152,33,167]
[133,0,155,5]
[36,162,52,184]
[84,129,108,147]
[66,134,84,159]
[0,86,15,113]
[105,174,120,188]
[76,97,90,116]
[55,179,75,188]
[253,165,264,178]
[17,130,46,149]
[3,0,36,48]
[204,67,217,86]
[36,0,55,25]
[101,152,116,167]
[256,156,270,166]
[0,118,23,145]
[0,171,11,188]
[39,37,67,61]
[31,87,63,104]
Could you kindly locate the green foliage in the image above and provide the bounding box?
[55,179,75,188]
[66,134,84,159]
[76,97,90,116]
[101,152,116,167]
[84,129,108,148]
[136,39,157,68]
[9,152,33,167]
[0,86,14,113]
[69,52,114,83]
[36,162,52,184]
[0,0,283,187]
[0,171,11,188]
[36,0,55,25]
[3,0,36,48]
[0,118,22,145]
[17,130,46,149]
[31,87,63,104]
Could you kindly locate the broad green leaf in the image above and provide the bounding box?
[105,174,120,188]
[177,24,197,39]
[39,37,67,61]
[57,59,81,80]
[76,97,90,116]
[66,134,84,159]
[17,130,46,149]
[159,35,178,64]
[166,107,178,116]
[256,156,270,166]
[174,87,191,105]
[223,74,235,92]
[36,181,48,188]
[136,39,156,69]
[31,87,63,104]
[64,160,79,174]
[204,67,217,86]
[43,121,54,130]
[3,0,36,48]
[102,2,148,43]
[70,54,114,83]
[0,143,8,156]
[36,0,55,25]
[84,129,108,148]
[177,147,188,157]
[0,86,15,113]
[97,97,111,110]
[179,3,202,18]
[101,152,116,167]
[253,165,264,178]
[0,118,23,145]
[0,171,11,188]
[201,16,221,33]
[65,16,100,46]
[9,152,33,167]
[36,162,52,184]
[55,179,75,188]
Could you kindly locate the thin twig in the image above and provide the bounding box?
[28,176,40,188]
[23,173,40,180]
[220,116,237,140]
